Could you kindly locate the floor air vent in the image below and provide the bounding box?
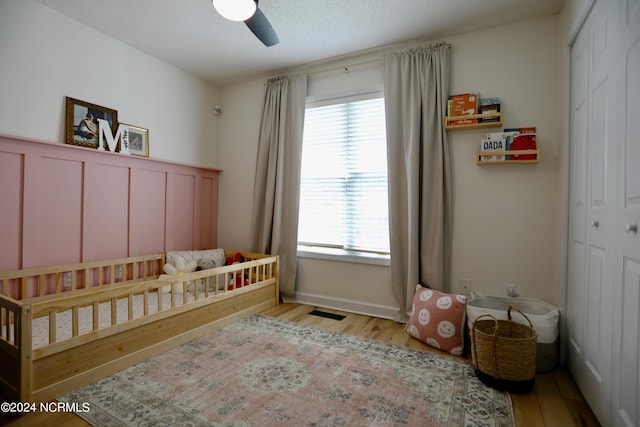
[308,310,346,321]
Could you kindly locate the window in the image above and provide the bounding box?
[297,93,389,258]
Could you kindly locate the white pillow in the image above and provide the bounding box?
[166,248,226,271]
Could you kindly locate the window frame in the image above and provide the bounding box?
[297,89,390,266]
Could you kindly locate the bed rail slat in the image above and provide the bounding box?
[19,304,32,401]
[128,293,133,321]
[2,308,6,339]
[143,290,149,317]
[0,299,22,350]
[0,254,165,300]
[10,310,14,340]
[2,308,12,346]
[93,301,99,331]
[71,306,79,337]
[48,312,55,344]
[111,298,117,325]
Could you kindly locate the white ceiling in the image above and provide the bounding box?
[35,0,564,87]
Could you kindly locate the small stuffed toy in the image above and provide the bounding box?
[158,256,198,293]
[228,274,249,290]
[226,252,249,290]
[225,252,245,266]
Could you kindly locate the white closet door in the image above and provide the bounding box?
[566,7,589,395]
[612,1,640,426]
[566,0,618,423]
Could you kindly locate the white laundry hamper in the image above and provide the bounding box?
[466,291,560,372]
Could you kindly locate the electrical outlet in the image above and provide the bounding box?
[505,283,518,297]
[461,278,472,294]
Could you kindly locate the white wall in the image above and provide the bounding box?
[447,16,561,304]
[219,14,565,317]
[0,0,220,169]
[216,79,264,251]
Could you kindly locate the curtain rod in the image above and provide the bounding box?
[307,58,381,76]
[307,43,452,77]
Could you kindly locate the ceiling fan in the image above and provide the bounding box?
[212,0,279,47]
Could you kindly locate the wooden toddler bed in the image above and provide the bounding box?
[0,250,279,403]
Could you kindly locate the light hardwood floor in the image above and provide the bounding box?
[2,303,600,426]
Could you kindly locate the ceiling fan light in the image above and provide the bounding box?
[212,0,256,22]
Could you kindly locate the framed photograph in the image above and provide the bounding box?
[65,97,118,148]
[123,124,150,157]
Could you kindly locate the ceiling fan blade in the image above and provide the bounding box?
[245,7,279,46]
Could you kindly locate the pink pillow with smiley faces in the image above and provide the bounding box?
[406,284,467,355]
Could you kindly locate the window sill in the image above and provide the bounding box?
[297,246,390,267]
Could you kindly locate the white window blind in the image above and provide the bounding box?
[298,94,389,254]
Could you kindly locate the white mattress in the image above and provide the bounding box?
[28,291,207,349]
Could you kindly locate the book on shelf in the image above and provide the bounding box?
[448,93,478,125]
[509,134,537,160]
[486,130,519,160]
[504,127,536,135]
[502,127,537,160]
[478,104,501,122]
[480,137,507,161]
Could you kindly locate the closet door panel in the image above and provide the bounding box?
[566,11,589,386]
[567,241,586,356]
[585,247,606,376]
[588,82,609,210]
[583,67,615,406]
[618,259,640,427]
[613,2,640,425]
[621,4,640,216]
[567,0,617,424]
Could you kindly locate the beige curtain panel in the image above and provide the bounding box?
[249,74,307,300]
[383,44,452,321]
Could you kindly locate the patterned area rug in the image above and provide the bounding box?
[60,315,514,426]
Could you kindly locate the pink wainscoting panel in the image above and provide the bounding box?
[171,173,196,251]
[83,162,130,261]
[0,135,221,270]
[0,151,23,271]
[129,168,167,256]
[22,155,83,268]
[200,175,218,249]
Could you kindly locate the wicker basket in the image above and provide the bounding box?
[471,306,538,393]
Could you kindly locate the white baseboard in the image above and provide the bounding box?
[289,292,399,320]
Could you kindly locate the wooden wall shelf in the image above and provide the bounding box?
[476,149,540,165]
[444,112,503,130]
